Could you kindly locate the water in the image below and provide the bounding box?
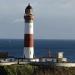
[0,39,75,62]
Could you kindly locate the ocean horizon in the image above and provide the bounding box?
[0,39,75,62]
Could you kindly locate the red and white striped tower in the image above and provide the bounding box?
[24,4,34,59]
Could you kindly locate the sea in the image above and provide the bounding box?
[0,39,75,62]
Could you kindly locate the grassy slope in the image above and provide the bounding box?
[0,65,75,75]
[0,65,34,75]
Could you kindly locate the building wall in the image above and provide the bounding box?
[56,63,75,67]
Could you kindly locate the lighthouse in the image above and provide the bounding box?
[24,4,34,59]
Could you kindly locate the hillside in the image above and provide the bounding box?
[0,65,75,75]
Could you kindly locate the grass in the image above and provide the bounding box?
[0,64,75,75]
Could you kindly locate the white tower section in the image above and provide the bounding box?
[24,4,34,59]
[57,52,64,58]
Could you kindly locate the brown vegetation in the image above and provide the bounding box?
[0,65,75,75]
[34,66,75,75]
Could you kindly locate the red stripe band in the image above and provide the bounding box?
[24,34,34,47]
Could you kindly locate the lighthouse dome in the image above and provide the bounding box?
[26,3,32,9]
[25,3,32,14]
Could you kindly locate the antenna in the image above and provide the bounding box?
[48,49,51,57]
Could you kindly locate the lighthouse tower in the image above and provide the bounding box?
[24,4,34,59]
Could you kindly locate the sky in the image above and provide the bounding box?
[0,0,75,39]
